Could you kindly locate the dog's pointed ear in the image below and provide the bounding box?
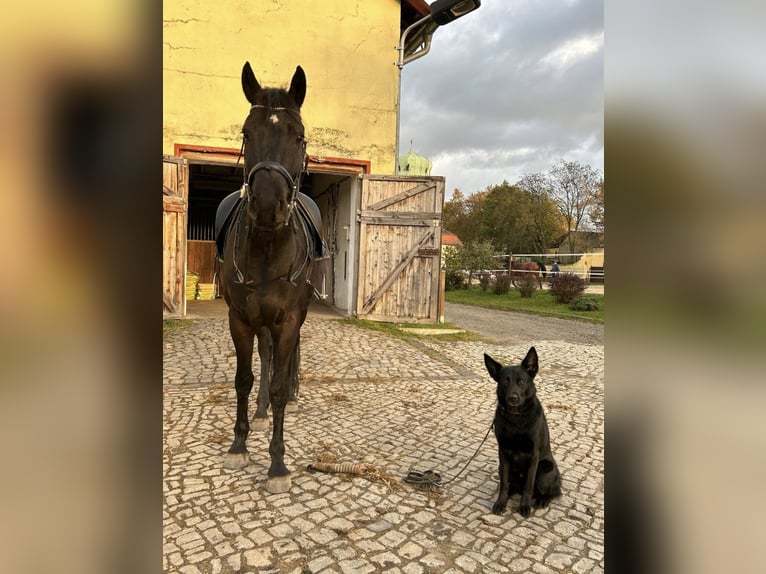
[484,353,502,382]
[289,65,306,108]
[242,62,261,104]
[522,347,539,377]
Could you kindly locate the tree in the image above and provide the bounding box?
[443,240,496,288]
[479,181,528,254]
[516,173,567,253]
[478,178,565,256]
[442,188,465,237]
[589,179,604,233]
[549,160,603,252]
[442,188,486,245]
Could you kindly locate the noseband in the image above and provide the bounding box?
[239,105,308,230]
[232,104,309,285]
[242,160,303,230]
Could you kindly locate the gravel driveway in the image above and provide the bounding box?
[445,303,604,346]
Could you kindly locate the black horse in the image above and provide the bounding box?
[219,62,320,493]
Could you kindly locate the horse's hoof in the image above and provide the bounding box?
[267,474,291,494]
[285,401,299,414]
[251,417,269,431]
[223,452,249,469]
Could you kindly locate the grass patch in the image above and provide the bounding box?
[446,286,604,323]
[163,318,194,335]
[337,318,480,341]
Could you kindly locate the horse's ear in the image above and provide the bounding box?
[289,66,306,108]
[241,62,261,104]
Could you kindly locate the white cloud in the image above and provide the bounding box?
[539,31,604,72]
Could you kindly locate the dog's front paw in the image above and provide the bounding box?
[518,503,531,517]
[492,500,507,515]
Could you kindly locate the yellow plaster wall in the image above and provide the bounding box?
[163,0,401,174]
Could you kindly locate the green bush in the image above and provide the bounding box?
[479,274,491,291]
[549,272,586,304]
[494,274,511,295]
[569,296,601,311]
[445,271,465,291]
[515,272,538,298]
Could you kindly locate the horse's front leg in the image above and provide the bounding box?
[251,327,272,431]
[265,325,300,493]
[224,311,255,469]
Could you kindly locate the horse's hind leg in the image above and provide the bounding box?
[285,337,300,413]
[224,312,255,469]
[251,327,272,431]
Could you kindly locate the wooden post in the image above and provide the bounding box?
[439,270,446,324]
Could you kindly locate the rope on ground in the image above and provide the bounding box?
[306,456,404,491]
[305,420,494,490]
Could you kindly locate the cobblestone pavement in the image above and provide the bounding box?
[164,305,604,573]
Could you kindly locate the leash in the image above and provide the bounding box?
[403,419,494,487]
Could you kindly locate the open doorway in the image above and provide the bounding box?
[302,171,359,314]
[178,145,364,315]
[186,162,241,291]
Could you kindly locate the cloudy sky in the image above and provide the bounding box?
[399,0,603,196]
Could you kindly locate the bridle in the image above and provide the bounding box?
[239,104,308,231]
[231,104,310,286]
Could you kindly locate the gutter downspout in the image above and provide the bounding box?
[395,14,438,174]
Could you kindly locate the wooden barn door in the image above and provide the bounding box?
[356,175,445,323]
[163,155,189,317]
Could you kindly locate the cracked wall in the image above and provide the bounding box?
[163,0,400,173]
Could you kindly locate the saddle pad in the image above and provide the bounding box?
[295,193,329,260]
[214,190,243,260]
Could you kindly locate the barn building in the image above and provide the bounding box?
[162,1,480,322]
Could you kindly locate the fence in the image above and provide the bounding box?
[489,252,605,283]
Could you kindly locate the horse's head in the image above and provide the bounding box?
[240,62,307,229]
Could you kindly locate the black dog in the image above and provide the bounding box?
[484,347,562,517]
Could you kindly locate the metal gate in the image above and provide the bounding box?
[163,155,189,317]
[355,175,445,322]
